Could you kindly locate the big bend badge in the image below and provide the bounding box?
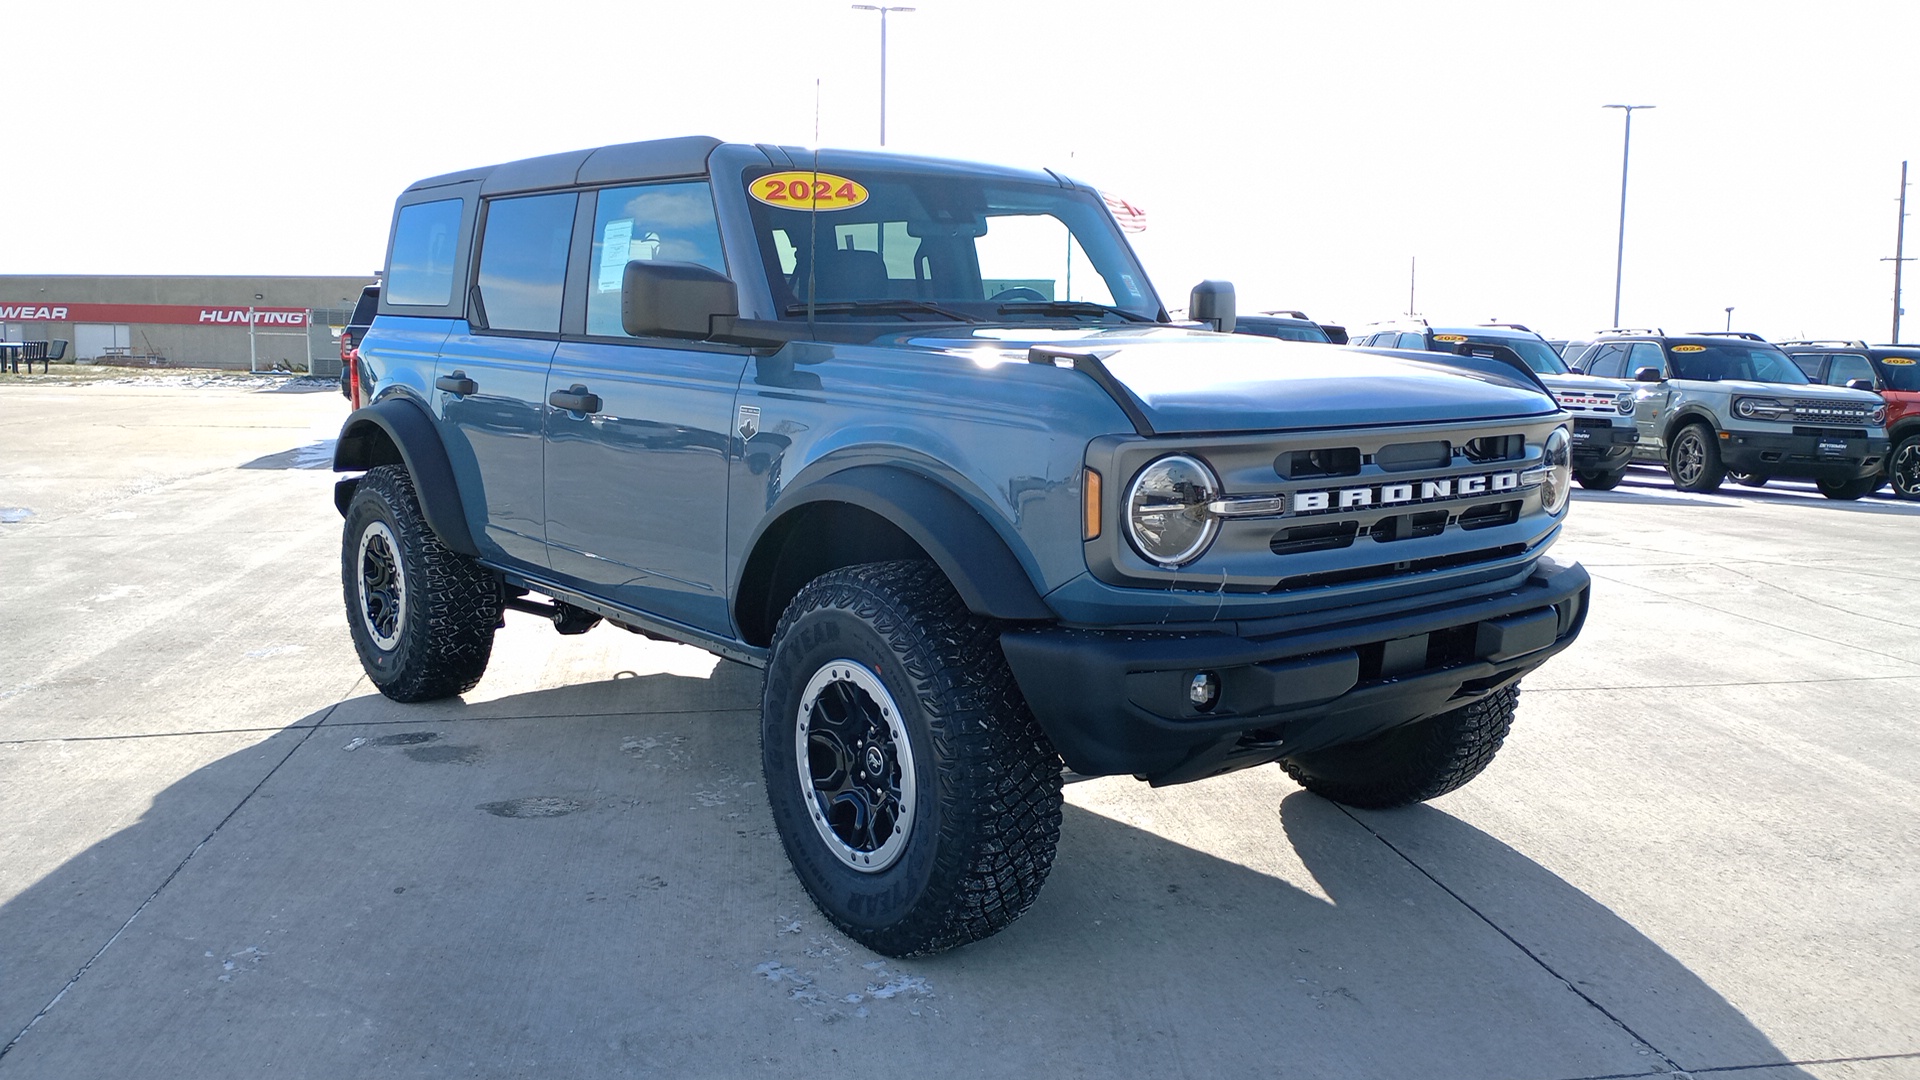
[737,404,761,441]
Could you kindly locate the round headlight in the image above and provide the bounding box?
[1541,427,1572,515]
[1872,404,1887,426]
[1125,454,1220,567]
[1734,398,1758,419]
[1614,391,1635,416]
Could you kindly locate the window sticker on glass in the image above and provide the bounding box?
[750,171,869,211]
[1433,334,1468,343]
[1120,274,1141,298]
[597,219,634,293]
[1884,357,1916,366]
[1672,344,1706,353]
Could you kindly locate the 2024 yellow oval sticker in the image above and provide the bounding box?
[750,172,869,211]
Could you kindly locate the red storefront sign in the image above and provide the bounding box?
[0,302,310,326]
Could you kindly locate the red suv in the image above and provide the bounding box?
[338,284,379,406]
[1781,340,1920,498]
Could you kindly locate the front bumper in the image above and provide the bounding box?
[1570,419,1638,469]
[1717,430,1889,480]
[999,558,1589,786]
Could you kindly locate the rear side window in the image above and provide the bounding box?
[1789,353,1825,378]
[587,181,726,337]
[349,287,380,327]
[387,199,464,306]
[1823,353,1875,388]
[475,192,578,334]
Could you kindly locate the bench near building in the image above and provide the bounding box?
[0,275,372,375]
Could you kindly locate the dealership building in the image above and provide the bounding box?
[1,275,374,375]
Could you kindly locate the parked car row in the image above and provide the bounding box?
[1248,317,1905,501]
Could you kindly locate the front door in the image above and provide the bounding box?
[541,180,746,636]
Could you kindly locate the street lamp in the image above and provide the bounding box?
[1725,306,1734,331]
[851,5,915,147]
[1604,104,1655,328]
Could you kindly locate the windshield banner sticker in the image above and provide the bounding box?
[1672,344,1706,353]
[1433,334,1468,343]
[750,172,869,211]
[1884,357,1916,366]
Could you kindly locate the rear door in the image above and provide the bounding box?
[434,191,577,569]
[541,180,748,635]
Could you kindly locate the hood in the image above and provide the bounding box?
[1541,372,1635,395]
[907,327,1558,434]
[1674,378,1884,405]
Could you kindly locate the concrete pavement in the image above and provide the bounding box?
[0,377,1915,1079]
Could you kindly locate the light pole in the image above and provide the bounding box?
[1604,104,1655,328]
[852,5,915,146]
[1725,306,1734,331]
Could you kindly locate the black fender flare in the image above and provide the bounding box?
[736,464,1055,630]
[1660,407,1720,448]
[332,396,480,557]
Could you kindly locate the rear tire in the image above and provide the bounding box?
[1667,423,1725,492]
[1816,475,1877,501]
[1280,684,1520,809]
[342,465,501,702]
[1575,468,1625,491]
[761,561,1063,956]
[1731,471,1770,488]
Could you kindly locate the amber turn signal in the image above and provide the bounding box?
[1082,468,1102,541]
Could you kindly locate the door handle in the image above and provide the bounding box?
[549,384,602,414]
[435,372,477,396]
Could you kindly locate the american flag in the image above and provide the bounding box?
[1102,191,1148,233]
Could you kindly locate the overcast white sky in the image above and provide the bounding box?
[6,0,1916,341]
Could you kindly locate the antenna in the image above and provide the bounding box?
[807,79,821,338]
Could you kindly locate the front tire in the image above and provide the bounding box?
[1816,474,1878,501]
[1667,423,1726,492]
[1575,468,1625,491]
[342,465,501,702]
[761,561,1063,957]
[1890,435,1920,500]
[1280,684,1520,809]
[1730,471,1770,488]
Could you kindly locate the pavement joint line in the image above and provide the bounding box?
[316,706,757,729]
[1685,1051,1920,1074]
[1333,804,1687,1075]
[1592,573,1920,674]
[0,724,326,746]
[0,707,331,1065]
[1527,674,1920,694]
[1726,566,1916,628]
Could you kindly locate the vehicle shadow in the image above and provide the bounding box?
[0,678,1815,1080]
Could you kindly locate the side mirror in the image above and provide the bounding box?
[1189,280,1236,334]
[622,261,738,339]
[1846,378,1878,392]
[1633,366,1663,382]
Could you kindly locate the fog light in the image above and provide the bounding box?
[1189,672,1220,711]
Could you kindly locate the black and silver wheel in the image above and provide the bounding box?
[1891,435,1920,500]
[1575,468,1625,491]
[1667,423,1725,492]
[761,560,1063,956]
[1730,471,1770,488]
[1815,474,1878,501]
[342,465,502,702]
[1281,684,1520,809]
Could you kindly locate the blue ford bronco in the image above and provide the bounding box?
[334,136,1590,955]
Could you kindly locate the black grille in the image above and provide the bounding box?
[1791,426,1868,439]
[1270,520,1359,555]
[1272,544,1529,592]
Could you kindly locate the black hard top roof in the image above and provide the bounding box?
[403,136,1075,197]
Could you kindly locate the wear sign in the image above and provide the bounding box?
[0,302,309,326]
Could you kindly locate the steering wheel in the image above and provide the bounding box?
[989,287,1050,303]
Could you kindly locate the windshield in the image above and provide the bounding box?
[742,167,1160,322]
[1875,354,1920,391]
[1668,343,1809,384]
[1440,332,1568,374]
[1243,321,1331,343]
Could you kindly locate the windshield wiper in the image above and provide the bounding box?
[783,299,980,323]
[996,300,1156,323]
